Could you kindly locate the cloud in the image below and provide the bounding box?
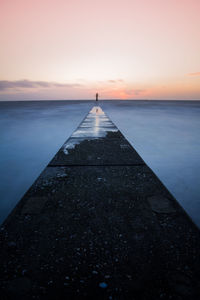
[187,72,200,77]
[122,89,147,96]
[0,80,82,91]
[133,89,146,96]
[107,79,124,83]
[106,87,148,99]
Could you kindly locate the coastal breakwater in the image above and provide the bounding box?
[0,106,200,299]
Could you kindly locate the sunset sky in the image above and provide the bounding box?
[0,0,200,100]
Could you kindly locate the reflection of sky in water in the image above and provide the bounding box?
[64,106,117,153]
[90,106,105,115]
[0,100,200,228]
[94,108,100,133]
[71,106,117,138]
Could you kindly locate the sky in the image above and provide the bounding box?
[0,0,200,100]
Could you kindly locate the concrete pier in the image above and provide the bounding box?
[0,106,200,299]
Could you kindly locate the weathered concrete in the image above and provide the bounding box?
[0,106,200,300]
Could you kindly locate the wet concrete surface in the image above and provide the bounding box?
[0,106,200,299]
[49,135,144,166]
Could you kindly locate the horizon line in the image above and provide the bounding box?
[1,99,200,102]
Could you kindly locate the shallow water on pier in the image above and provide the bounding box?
[0,100,200,227]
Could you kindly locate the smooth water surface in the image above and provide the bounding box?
[0,101,92,223]
[0,100,200,227]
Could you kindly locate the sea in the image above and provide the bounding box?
[0,100,200,227]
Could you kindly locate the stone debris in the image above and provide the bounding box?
[99,282,108,289]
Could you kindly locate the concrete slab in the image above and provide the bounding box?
[148,195,176,213]
[0,165,200,299]
[71,127,118,138]
[79,120,115,128]
[72,106,119,138]
[49,136,144,166]
[49,106,143,166]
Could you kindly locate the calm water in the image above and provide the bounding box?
[0,100,200,227]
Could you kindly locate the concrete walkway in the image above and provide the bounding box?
[0,106,200,299]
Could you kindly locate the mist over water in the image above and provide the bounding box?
[0,100,200,227]
[0,101,92,224]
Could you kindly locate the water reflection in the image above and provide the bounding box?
[63,106,118,153]
[90,106,104,115]
[71,106,117,138]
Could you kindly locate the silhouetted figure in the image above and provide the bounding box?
[96,93,99,102]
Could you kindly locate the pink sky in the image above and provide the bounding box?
[0,0,200,100]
